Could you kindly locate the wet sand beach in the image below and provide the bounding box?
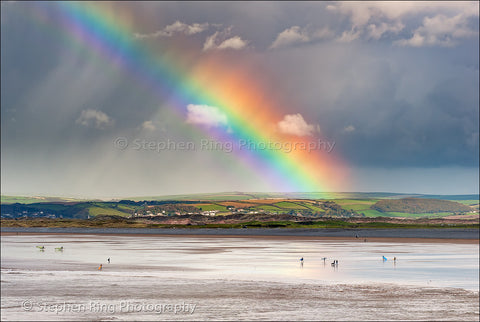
[2,227,479,241]
[1,232,478,244]
[1,232,479,321]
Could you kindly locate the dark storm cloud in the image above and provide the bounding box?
[330,70,479,168]
[261,39,478,168]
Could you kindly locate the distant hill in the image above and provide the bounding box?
[2,192,478,204]
[0,199,358,219]
[126,192,479,202]
[411,194,479,201]
[371,198,473,214]
[1,195,478,220]
[0,195,98,204]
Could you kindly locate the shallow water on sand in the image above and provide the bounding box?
[1,234,479,320]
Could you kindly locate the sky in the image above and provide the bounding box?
[1,1,479,198]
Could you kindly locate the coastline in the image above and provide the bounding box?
[3,229,479,321]
[1,227,479,243]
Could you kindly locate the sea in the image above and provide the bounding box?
[1,233,479,321]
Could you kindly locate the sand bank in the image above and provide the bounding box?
[1,227,478,243]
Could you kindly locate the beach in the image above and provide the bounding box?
[2,227,479,240]
[1,231,479,320]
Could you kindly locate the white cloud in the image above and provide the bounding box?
[328,2,478,46]
[343,125,356,133]
[203,28,248,51]
[395,32,426,47]
[217,36,248,50]
[270,26,333,49]
[270,26,310,49]
[327,3,374,28]
[328,2,478,28]
[337,28,362,43]
[367,22,404,40]
[203,32,219,51]
[141,121,156,131]
[313,27,335,40]
[395,13,478,47]
[76,109,113,129]
[186,104,228,127]
[134,21,209,38]
[277,114,315,136]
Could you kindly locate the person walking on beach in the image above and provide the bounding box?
[98,264,103,270]
[331,260,338,270]
[108,258,110,264]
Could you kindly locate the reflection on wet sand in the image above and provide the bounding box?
[1,234,479,320]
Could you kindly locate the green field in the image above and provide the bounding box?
[335,199,379,216]
[333,198,472,218]
[357,209,386,217]
[383,212,454,218]
[253,205,282,212]
[273,201,308,209]
[301,203,325,212]
[196,204,229,211]
[452,200,479,206]
[116,204,137,212]
[335,199,378,207]
[87,206,131,217]
[0,196,90,204]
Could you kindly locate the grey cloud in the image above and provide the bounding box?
[203,27,248,51]
[366,22,404,40]
[141,120,156,131]
[270,26,333,49]
[76,109,113,129]
[328,2,479,46]
[261,40,478,168]
[395,13,478,47]
[134,21,210,39]
[270,26,310,48]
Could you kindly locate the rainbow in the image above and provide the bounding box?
[33,2,349,193]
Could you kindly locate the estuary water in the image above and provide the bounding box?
[1,234,479,320]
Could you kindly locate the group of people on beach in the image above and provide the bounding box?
[36,245,63,251]
[98,257,110,270]
[296,234,398,268]
[383,256,397,262]
[299,257,339,267]
[98,255,397,271]
[299,256,397,268]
